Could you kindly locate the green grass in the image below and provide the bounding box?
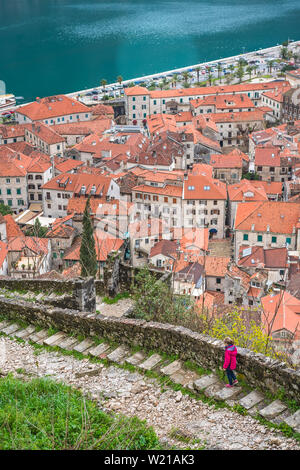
[0,375,161,450]
[102,292,130,304]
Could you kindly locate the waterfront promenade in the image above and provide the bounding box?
[66,40,300,99]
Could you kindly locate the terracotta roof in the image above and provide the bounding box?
[0,147,32,176]
[226,263,251,291]
[55,159,85,173]
[132,183,182,198]
[183,174,227,200]
[0,240,8,270]
[208,109,266,124]
[210,153,243,169]
[238,246,288,269]
[0,124,25,139]
[227,180,268,202]
[3,214,25,239]
[262,84,291,102]
[255,146,281,166]
[261,291,300,338]
[52,119,112,136]
[125,86,150,96]
[191,93,255,111]
[149,239,177,258]
[24,122,65,145]
[235,201,300,234]
[42,172,114,197]
[17,95,90,121]
[147,81,290,99]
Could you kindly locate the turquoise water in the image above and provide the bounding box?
[0,0,299,101]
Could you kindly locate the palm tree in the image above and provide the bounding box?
[217,63,222,82]
[206,67,213,86]
[195,67,201,84]
[172,73,179,88]
[246,65,254,80]
[253,64,259,76]
[117,75,123,85]
[101,79,107,89]
[182,71,191,87]
[235,65,245,83]
[268,60,275,74]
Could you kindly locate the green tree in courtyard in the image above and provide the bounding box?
[0,203,12,216]
[80,197,97,278]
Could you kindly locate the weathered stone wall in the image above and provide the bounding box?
[0,297,299,403]
[0,278,76,294]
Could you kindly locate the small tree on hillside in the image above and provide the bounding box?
[80,198,97,278]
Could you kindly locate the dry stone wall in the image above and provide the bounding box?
[0,297,299,403]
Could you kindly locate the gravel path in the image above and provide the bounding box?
[0,336,299,451]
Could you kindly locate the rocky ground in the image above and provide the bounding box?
[0,336,299,451]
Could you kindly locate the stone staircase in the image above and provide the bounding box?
[0,319,299,434]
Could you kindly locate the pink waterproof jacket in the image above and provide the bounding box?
[223,345,237,370]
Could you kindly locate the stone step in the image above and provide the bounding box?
[106,345,130,364]
[193,374,220,391]
[125,351,147,366]
[170,369,199,387]
[43,332,67,347]
[139,353,163,371]
[0,320,10,331]
[271,409,292,426]
[75,367,103,378]
[14,325,36,339]
[73,339,95,354]
[58,336,80,351]
[203,382,224,398]
[29,329,51,344]
[88,343,110,358]
[214,386,243,401]
[284,409,300,433]
[160,360,182,376]
[36,293,44,301]
[259,400,288,420]
[1,323,22,336]
[239,390,265,410]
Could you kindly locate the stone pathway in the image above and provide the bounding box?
[0,322,299,450]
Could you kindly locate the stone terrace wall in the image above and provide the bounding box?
[0,297,299,403]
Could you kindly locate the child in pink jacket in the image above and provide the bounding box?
[223,337,238,387]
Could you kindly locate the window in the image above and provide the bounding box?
[143,96,146,101]
[133,114,136,119]
[257,235,263,242]
[154,100,157,105]
[6,178,10,184]
[216,278,221,284]
[286,237,291,245]
[243,234,248,241]
[132,105,136,110]
[16,188,21,195]
[16,178,20,183]
[6,189,11,195]
[271,236,277,243]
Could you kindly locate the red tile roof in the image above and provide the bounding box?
[261,291,300,338]
[235,201,300,234]
[183,174,227,200]
[227,180,268,202]
[17,95,90,121]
